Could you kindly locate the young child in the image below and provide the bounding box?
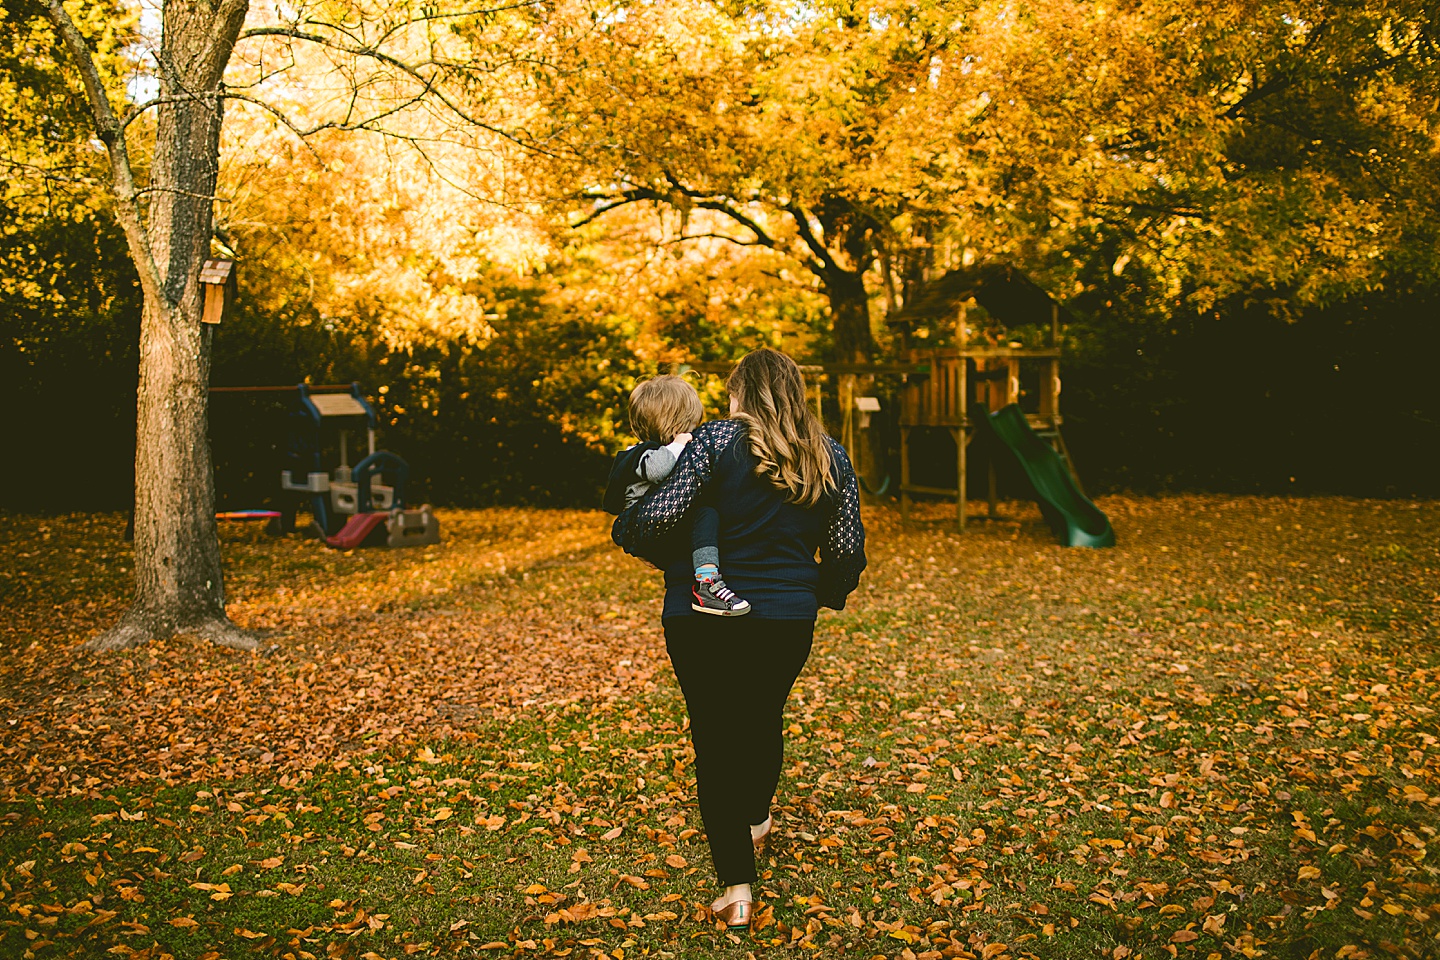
[603,375,750,616]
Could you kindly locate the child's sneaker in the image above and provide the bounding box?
[692,578,751,616]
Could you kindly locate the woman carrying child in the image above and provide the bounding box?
[611,348,867,928]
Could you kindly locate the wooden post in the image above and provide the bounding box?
[988,459,998,519]
[1052,359,1062,421]
[985,358,1010,413]
[954,427,966,530]
[1053,302,1063,425]
[807,378,824,424]
[1039,357,1060,418]
[900,352,916,526]
[957,358,968,531]
[900,426,911,525]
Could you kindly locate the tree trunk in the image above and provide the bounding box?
[89,0,254,651]
[827,268,876,363]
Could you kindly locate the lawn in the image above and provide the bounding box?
[1,497,1437,960]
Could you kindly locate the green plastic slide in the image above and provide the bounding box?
[976,404,1115,548]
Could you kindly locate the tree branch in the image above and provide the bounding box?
[576,180,837,280]
[653,172,782,249]
[42,0,163,301]
[784,202,841,277]
[1220,19,1332,119]
[238,23,558,158]
[1218,20,1422,121]
[687,200,779,250]
[219,92,325,163]
[571,189,653,227]
[659,231,771,248]
[134,185,229,203]
[120,91,223,130]
[222,86,429,139]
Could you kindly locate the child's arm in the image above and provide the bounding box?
[613,424,732,563]
[636,433,691,484]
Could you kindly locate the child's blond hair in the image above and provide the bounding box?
[629,375,703,443]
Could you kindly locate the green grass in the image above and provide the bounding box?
[2,496,1438,959]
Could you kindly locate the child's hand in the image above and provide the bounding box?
[673,432,693,445]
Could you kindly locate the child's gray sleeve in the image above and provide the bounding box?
[636,436,688,484]
[636,447,677,484]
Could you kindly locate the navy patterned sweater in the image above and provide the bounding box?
[611,418,867,620]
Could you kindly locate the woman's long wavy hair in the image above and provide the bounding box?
[727,349,835,508]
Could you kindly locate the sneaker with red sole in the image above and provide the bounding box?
[691,578,751,616]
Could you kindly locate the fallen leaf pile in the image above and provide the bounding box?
[0,496,1436,959]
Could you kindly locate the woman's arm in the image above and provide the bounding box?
[818,439,867,610]
[612,420,741,562]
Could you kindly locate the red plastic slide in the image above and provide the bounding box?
[325,512,388,550]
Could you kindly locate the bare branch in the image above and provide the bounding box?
[659,231,771,248]
[42,0,162,301]
[571,189,653,227]
[133,185,230,203]
[654,174,776,243]
[121,91,223,130]
[576,178,838,280]
[220,92,325,162]
[225,86,479,144]
[784,202,841,277]
[238,23,560,158]
[225,92,537,213]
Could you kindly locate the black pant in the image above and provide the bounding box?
[664,615,815,885]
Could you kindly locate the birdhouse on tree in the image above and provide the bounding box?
[198,259,235,325]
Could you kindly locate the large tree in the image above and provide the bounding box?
[43,0,253,650]
[528,0,934,362]
[525,0,1440,359]
[519,0,1170,361]
[38,0,541,650]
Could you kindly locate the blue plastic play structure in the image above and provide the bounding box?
[278,383,440,548]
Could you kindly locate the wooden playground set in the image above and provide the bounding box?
[201,259,1109,549]
[683,263,1115,547]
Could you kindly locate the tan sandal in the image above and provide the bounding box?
[713,898,753,928]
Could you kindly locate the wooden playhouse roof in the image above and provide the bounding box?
[889,262,1073,330]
